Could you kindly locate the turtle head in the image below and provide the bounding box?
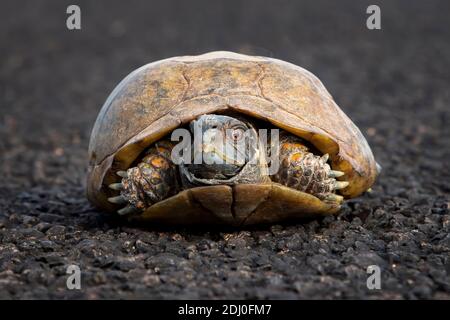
[187,114,256,180]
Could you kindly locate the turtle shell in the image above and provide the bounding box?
[87,51,378,224]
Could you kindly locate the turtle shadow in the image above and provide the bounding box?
[117,215,321,233]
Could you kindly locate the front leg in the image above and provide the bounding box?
[272,133,348,204]
[107,140,179,215]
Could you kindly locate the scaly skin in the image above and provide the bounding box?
[108,140,178,215]
[272,134,346,204]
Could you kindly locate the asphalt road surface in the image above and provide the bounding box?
[0,0,449,299]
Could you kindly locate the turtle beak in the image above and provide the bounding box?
[202,144,237,164]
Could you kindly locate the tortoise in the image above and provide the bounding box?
[87,51,379,226]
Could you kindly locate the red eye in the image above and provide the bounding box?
[231,128,244,141]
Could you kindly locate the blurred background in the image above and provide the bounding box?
[0,0,449,299]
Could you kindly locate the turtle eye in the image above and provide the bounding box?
[230,127,245,141]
